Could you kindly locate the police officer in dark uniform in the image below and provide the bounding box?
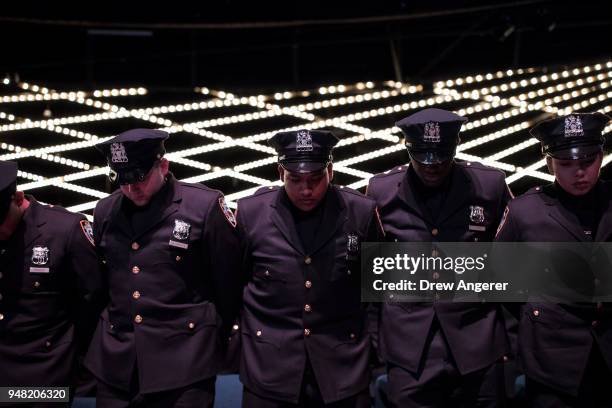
[495,112,612,407]
[85,129,242,408]
[0,160,103,406]
[367,108,513,407]
[236,129,384,407]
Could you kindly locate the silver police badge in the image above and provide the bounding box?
[468,205,486,231]
[169,219,191,249]
[296,130,313,152]
[30,245,50,273]
[564,115,584,137]
[423,121,441,143]
[110,142,129,163]
[347,233,359,253]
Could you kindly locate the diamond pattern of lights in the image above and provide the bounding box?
[1,60,611,220]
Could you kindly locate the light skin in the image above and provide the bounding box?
[546,152,603,196]
[119,158,169,207]
[0,191,30,240]
[278,163,332,212]
[409,157,454,188]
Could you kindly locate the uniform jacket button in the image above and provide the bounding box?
[304,256,312,265]
[592,320,599,328]
[533,310,540,317]
[45,341,51,348]
[304,304,312,312]
[304,328,311,337]
[232,324,239,331]
[132,266,140,274]
[33,281,41,288]
[132,291,141,299]
[256,330,262,337]
[503,355,509,362]
[131,242,140,250]
[175,256,181,261]
[134,315,143,324]
[188,322,195,330]
[431,228,439,236]
[264,270,270,277]
[350,333,356,339]
[0,313,4,320]
[305,280,312,289]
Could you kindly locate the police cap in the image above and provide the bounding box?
[269,129,339,173]
[96,128,168,185]
[530,112,610,160]
[396,108,467,165]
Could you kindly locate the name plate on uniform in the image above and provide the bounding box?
[169,240,188,249]
[29,267,50,273]
[468,224,486,232]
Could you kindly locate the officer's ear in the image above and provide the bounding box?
[159,158,170,176]
[13,191,25,207]
[278,164,285,182]
[545,156,554,175]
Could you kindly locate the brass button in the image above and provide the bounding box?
[188,322,195,330]
[533,310,540,317]
[33,281,41,288]
[305,280,312,289]
[264,270,270,277]
[0,313,4,320]
[431,228,439,236]
[132,291,141,300]
[347,269,352,275]
[45,341,51,348]
[432,272,440,280]
[131,242,140,250]
[175,256,181,262]
[232,324,239,331]
[304,328,311,337]
[304,256,312,265]
[503,355,509,362]
[304,304,312,312]
[256,330,262,337]
[350,333,356,339]
[134,314,143,324]
[132,266,140,274]
[592,320,599,328]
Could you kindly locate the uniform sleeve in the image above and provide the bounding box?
[365,203,385,365]
[494,205,520,242]
[66,214,108,354]
[202,195,242,339]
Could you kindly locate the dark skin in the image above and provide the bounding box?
[409,157,454,188]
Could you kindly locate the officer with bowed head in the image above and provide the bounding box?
[86,128,242,407]
[0,160,103,403]
[235,129,384,407]
[496,112,612,407]
[367,108,513,407]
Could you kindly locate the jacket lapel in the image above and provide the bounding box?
[270,190,305,255]
[437,165,472,225]
[309,186,347,255]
